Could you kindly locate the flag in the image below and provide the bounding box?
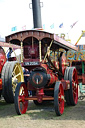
[11,26,17,31]
[50,23,54,29]
[59,23,63,28]
[70,21,78,28]
[22,25,26,30]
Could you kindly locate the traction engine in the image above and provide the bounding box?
[5,30,78,116]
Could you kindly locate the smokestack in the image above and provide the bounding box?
[32,0,42,28]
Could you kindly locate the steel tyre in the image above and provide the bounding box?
[1,62,11,103]
[64,67,71,105]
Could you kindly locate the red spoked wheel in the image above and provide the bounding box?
[54,82,64,116]
[14,82,28,115]
[68,67,78,105]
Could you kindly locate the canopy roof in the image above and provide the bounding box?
[6,30,78,51]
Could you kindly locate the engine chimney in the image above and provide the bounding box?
[32,0,42,28]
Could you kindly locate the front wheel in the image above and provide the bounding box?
[14,82,28,115]
[54,82,64,116]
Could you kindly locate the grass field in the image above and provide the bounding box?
[0,97,85,128]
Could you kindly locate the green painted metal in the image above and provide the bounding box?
[82,62,84,74]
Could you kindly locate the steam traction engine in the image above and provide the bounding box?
[5,30,78,116]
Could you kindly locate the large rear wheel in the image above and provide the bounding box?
[1,61,24,103]
[68,67,78,105]
[54,82,64,116]
[14,82,28,115]
[1,62,11,103]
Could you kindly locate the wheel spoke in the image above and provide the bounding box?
[73,89,76,95]
[12,71,15,77]
[12,83,17,92]
[15,72,21,78]
[14,65,18,72]
[19,95,23,102]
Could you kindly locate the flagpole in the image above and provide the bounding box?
[67,27,72,39]
[67,21,78,40]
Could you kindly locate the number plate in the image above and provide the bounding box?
[24,62,39,66]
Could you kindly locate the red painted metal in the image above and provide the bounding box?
[18,83,28,114]
[36,88,44,103]
[71,68,78,104]
[0,47,6,73]
[41,63,58,86]
[24,44,39,59]
[58,83,64,115]
[25,96,54,101]
[54,34,78,51]
[0,41,20,48]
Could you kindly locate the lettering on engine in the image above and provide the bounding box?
[24,62,39,66]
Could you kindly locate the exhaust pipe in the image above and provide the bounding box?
[32,0,42,28]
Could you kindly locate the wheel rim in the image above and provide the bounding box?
[58,84,64,114]
[18,83,28,114]
[72,68,78,104]
[12,63,24,95]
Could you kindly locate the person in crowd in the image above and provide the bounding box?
[7,47,13,60]
[22,67,32,96]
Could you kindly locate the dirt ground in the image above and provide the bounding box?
[0,93,85,128]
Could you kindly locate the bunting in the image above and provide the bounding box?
[70,21,78,28]
[59,23,63,28]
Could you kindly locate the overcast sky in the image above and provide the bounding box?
[0,0,85,45]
